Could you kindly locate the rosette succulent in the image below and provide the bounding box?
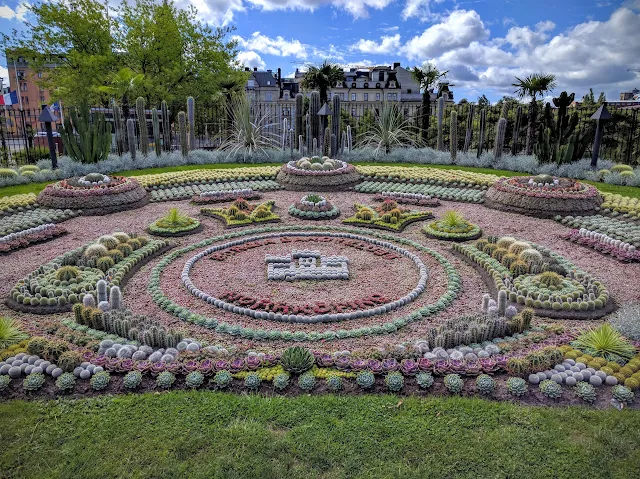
[326,374,343,392]
[356,370,376,390]
[123,370,143,389]
[156,371,176,389]
[280,347,315,374]
[0,375,10,391]
[416,372,434,389]
[273,372,290,391]
[244,372,262,390]
[298,372,316,391]
[506,377,528,397]
[23,373,46,391]
[185,371,205,389]
[574,381,596,403]
[444,374,464,394]
[55,372,76,392]
[384,372,404,393]
[90,371,111,391]
[612,385,635,405]
[540,379,563,399]
[475,374,496,396]
[213,370,233,389]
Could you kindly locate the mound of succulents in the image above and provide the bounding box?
[147,208,201,236]
[37,174,148,214]
[423,210,482,241]
[276,157,360,190]
[373,191,441,207]
[288,194,340,220]
[191,188,261,205]
[200,199,279,227]
[485,175,602,218]
[0,223,68,254]
[343,200,433,232]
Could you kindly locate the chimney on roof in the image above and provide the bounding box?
[393,62,400,69]
[244,67,250,72]
[254,67,258,72]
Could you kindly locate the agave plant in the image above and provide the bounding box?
[572,324,637,362]
[219,94,280,161]
[357,102,421,155]
[0,317,28,349]
[280,346,315,374]
[440,210,466,228]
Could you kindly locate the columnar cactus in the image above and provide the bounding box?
[450,110,458,162]
[126,119,137,161]
[312,138,318,156]
[322,126,331,156]
[161,100,171,151]
[310,91,321,144]
[463,104,474,153]
[331,94,341,157]
[331,134,337,158]
[511,106,522,155]
[437,96,445,151]
[295,93,304,150]
[500,102,509,121]
[494,117,507,159]
[186,96,195,150]
[151,108,161,157]
[96,280,108,303]
[497,290,507,317]
[82,293,96,308]
[112,100,125,155]
[305,114,311,153]
[341,131,346,155]
[299,135,304,154]
[135,97,148,155]
[178,111,188,157]
[481,293,491,313]
[281,118,288,150]
[346,125,352,151]
[109,286,122,310]
[477,109,486,158]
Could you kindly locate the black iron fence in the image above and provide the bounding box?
[2,101,639,167]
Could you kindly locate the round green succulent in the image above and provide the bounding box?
[326,374,343,392]
[475,374,496,396]
[385,372,404,393]
[280,346,315,374]
[272,372,290,391]
[540,379,563,399]
[27,336,50,356]
[356,370,376,390]
[612,385,635,405]
[213,370,233,389]
[55,372,76,392]
[156,371,176,389]
[23,373,46,392]
[506,377,528,397]
[444,374,464,394]
[0,375,11,391]
[185,371,205,389]
[574,381,596,403]
[297,372,316,391]
[416,372,434,389]
[244,372,262,391]
[123,370,143,389]
[90,371,111,391]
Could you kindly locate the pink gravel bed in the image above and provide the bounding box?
[1,189,639,354]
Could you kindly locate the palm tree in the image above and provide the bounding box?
[409,63,448,144]
[357,102,421,155]
[301,60,345,105]
[512,73,557,154]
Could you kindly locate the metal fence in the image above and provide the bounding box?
[2,101,639,167]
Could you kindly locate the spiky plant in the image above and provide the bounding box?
[0,317,28,349]
[280,347,315,374]
[357,102,421,155]
[416,372,434,389]
[506,377,528,396]
[440,210,467,228]
[572,324,637,362]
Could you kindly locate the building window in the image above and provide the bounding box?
[393,93,398,100]
[266,80,271,86]
[17,70,25,80]
[407,89,412,94]
[376,93,381,101]
[387,93,392,100]
[364,93,368,101]
[378,72,384,81]
[340,93,345,100]
[351,93,356,101]
[37,72,43,78]
[351,107,356,117]
[40,96,46,103]
[265,92,273,101]
[21,83,28,91]
[247,79,255,87]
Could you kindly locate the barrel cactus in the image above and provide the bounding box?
[23,373,46,391]
[416,372,434,389]
[273,372,290,391]
[385,371,404,393]
[55,372,76,392]
[475,374,496,395]
[244,372,262,391]
[356,370,376,390]
[612,385,634,405]
[213,370,233,389]
[123,370,143,389]
[156,371,175,389]
[574,381,596,403]
[298,371,316,391]
[280,346,315,374]
[540,379,563,399]
[185,371,204,389]
[90,371,111,391]
[444,374,464,394]
[506,377,528,397]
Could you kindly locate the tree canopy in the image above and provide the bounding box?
[301,61,344,105]
[3,0,246,107]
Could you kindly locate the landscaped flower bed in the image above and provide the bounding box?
[200,199,280,228]
[600,193,640,220]
[373,191,441,207]
[355,181,486,203]
[561,229,640,262]
[137,166,280,189]
[0,223,67,254]
[0,207,79,236]
[276,157,361,190]
[356,165,498,188]
[0,193,38,216]
[423,211,482,241]
[485,175,603,217]
[191,188,261,205]
[288,194,340,220]
[147,208,202,237]
[150,180,280,202]
[342,200,433,231]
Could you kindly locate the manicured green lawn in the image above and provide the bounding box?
[1,161,638,199]
[1,393,639,479]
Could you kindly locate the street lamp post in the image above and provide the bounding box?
[590,104,612,170]
[38,104,59,169]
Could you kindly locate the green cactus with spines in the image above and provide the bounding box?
[437,96,445,151]
[493,118,507,159]
[126,119,137,160]
[295,93,304,150]
[477,108,486,158]
[151,108,161,157]
[463,104,474,153]
[298,371,316,391]
[310,91,321,144]
[178,111,188,157]
[506,377,528,396]
[331,94,341,156]
[450,110,457,161]
[213,370,233,389]
[160,100,171,151]
[135,97,148,155]
[187,96,195,150]
[322,126,331,156]
[112,99,125,155]
[59,103,112,164]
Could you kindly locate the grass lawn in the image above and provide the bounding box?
[1,393,639,479]
[1,161,638,199]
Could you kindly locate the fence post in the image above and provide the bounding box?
[590,104,612,169]
[38,105,59,169]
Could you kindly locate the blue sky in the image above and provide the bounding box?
[1,0,640,102]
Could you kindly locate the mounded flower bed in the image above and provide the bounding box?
[37,174,149,215]
[343,200,433,232]
[200,199,280,228]
[288,194,340,220]
[485,175,602,218]
[423,211,482,242]
[147,208,202,237]
[276,157,361,191]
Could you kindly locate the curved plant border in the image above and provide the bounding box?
[422,223,482,242]
[146,222,204,238]
[342,214,433,233]
[181,231,429,324]
[148,224,461,342]
[288,204,341,220]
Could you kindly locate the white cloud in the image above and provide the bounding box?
[0,3,29,21]
[352,34,401,54]
[402,0,443,21]
[379,25,399,32]
[177,0,244,26]
[233,31,308,59]
[236,51,266,69]
[244,0,393,19]
[505,20,555,49]
[402,9,489,60]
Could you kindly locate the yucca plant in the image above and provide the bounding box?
[357,102,421,155]
[219,94,279,161]
[572,324,637,363]
[440,210,466,228]
[0,317,28,349]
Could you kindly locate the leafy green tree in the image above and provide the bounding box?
[597,91,607,105]
[409,63,448,143]
[477,94,490,107]
[512,73,557,154]
[301,61,344,105]
[582,88,596,108]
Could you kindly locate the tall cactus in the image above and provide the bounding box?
[112,99,125,156]
[477,109,486,158]
[347,125,352,151]
[331,94,341,157]
[341,130,346,155]
[305,114,311,153]
[494,118,507,159]
[312,138,318,156]
[135,97,148,155]
[281,118,288,150]
[151,108,161,157]
[500,102,509,121]
[161,100,170,151]
[178,111,188,157]
[59,104,112,164]
[511,106,522,155]
[322,126,330,156]
[463,104,474,153]
[295,93,303,150]
[187,96,195,150]
[310,91,320,144]
[96,280,108,303]
[126,118,137,161]
[450,110,458,162]
[436,96,445,151]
